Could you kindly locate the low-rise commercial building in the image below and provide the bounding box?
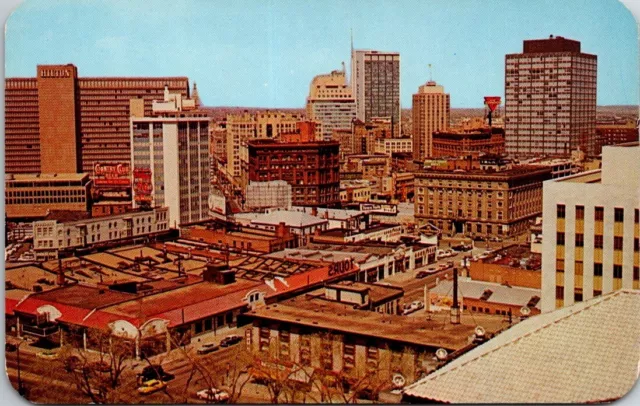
[33,207,171,260]
[180,223,296,253]
[431,127,505,158]
[469,244,541,289]
[5,173,92,220]
[374,137,413,156]
[234,210,329,246]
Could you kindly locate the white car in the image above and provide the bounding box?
[402,301,425,315]
[197,388,230,403]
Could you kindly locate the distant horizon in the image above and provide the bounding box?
[5,0,640,108]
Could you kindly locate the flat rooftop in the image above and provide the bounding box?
[248,295,508,351]
[323,281,404,304]
[475,244,541,270]
[556,169,602,184]
[29,284,136,309]
[6,173,90,182]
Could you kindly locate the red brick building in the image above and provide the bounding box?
[248,138,340,207]
[5,64,189,174]
[595,122,638,155]
[432,127,505,158]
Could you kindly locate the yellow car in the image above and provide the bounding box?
[137,379,167,395]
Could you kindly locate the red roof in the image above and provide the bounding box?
[14,297,92,325]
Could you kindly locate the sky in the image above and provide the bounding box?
[4,0,640,108]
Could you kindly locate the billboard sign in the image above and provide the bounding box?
[208,189,226,219]
[94,163,131,188]
[133,168,153,204]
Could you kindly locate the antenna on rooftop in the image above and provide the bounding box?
[428,64,433,82]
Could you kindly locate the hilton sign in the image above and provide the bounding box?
[40,69,71,78]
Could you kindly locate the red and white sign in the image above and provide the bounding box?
[484,96,502,112]
[133,168,153,204]
[94,163,131,188]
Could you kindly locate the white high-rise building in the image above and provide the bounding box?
[130,89,210,227]
[505,36,597,158]
[412,81,450,160]
[306,68,356,141]
[541,143,640,313]
[351,49,400,128]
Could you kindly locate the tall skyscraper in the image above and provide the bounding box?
[540,143,639,313]
[4,64,189,174]
[351,49,400,128]
[130,88,210,227]
[505,36,597,158]
[412,81,450,161]
[306,68,356,141]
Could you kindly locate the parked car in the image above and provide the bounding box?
[416,268,436,279]
[137,379,167,395]
[36,350,58,360]
[220,335,242,347]
[197,343,220,355]
[402,301,424,315]
[489,237,503,243]
[196,387,230,403]
[137,365,175,385]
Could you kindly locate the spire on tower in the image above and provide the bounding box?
[192,82,201,107]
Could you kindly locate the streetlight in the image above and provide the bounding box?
[13,338,28,396]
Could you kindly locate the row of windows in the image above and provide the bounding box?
[558,205,638,223]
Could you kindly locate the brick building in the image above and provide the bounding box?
[431,127,505,158]
[468,244,542,289]
[5,64,190,174]
[247,138,340,207]
[595,122,638,155]
[414,165,552,237]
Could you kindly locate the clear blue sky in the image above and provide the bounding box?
[5,0,639,108]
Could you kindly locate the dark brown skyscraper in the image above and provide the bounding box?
[4,64,189,174]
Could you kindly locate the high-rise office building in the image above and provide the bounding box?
[412,81,450,160]
[130,89,210,227]
[541,143,639,313]
[351,49,400,127]
[306,68,356,141]
[4,64,189,174]
[505,36,597,158]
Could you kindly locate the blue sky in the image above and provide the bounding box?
[5,0,639,108]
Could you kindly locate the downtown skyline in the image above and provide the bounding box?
[4,0,640,108]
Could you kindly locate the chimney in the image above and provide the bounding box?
[163,84,169,101]
[312,207,318,217]
[276,222,287,238]
[450,267,460,324]
[57,257,65,286]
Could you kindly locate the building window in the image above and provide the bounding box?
[575,205,584,220]
[614,208,624,223]
[574,290,583,302]
[613,265,623,279]
[556,204,565,219]
[556,232,565,246]
[575,261,583,276]
[634,238,639,252]
[300,336,311,366]
[555,286,564,300]
[635,209,639,224]
[594,263,603,277]
[259,327,270,352]
[614,236,623,251]
[595,207,604,221]
[343,342,356,372]
[594,235,604,249]
[279,330,291,359]
[634,267,639,281]
[575,233,584,247]
[556,259,564,272]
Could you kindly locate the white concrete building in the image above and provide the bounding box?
[130,90,210,227]
[374,137,413,156]
[33,207,170,260]
[541,143,639,312]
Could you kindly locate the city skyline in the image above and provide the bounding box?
[4,0,639,108]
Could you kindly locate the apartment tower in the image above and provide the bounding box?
[5,64,189,174]
[306,68,356,141]
[541,143,639,313]
[351,49,400,129]
[505,36,597,158]
[412,81,450,161]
